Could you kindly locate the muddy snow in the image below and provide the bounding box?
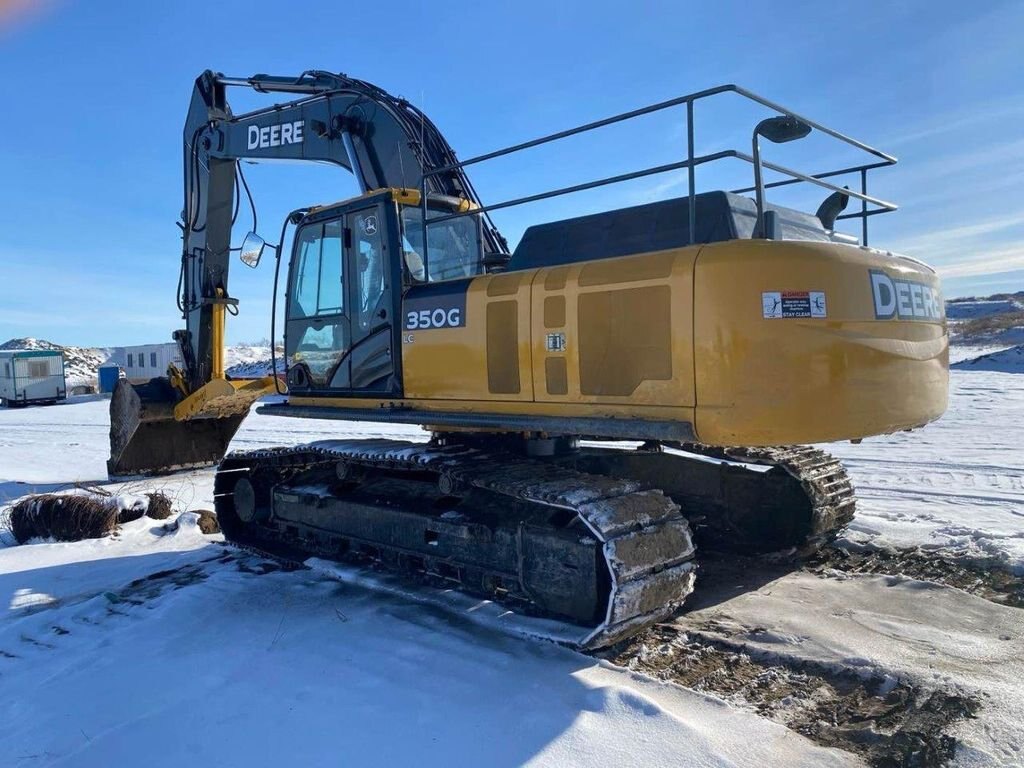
[1,349,1022,766]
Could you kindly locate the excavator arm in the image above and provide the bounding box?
[109,69,507,476]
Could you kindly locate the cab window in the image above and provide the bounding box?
[290,221,344,318]
[399,206,483,282]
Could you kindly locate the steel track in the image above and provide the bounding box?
[215,439,697,649]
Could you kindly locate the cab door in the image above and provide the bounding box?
[285,203,397,395]
[343,205,395,392]
[285,218,351,391]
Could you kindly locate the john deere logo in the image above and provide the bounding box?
[246,120,304,150]
[362,216,378,236]
[869,269,943,321]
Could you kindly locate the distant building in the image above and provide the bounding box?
[0,349,66,406]
[113,343,183,382]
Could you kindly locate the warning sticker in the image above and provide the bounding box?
[762,291,827,319]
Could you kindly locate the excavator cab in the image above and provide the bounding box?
[283,189,486,398]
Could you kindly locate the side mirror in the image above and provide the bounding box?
[240,232,266,268]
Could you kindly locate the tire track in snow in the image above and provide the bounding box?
[603,624,978,767]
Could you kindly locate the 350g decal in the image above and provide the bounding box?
[406,307,462,329]
[402,282,469,331]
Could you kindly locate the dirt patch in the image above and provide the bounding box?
[603,625,978,767]
[117,492,173,524]
[194,509,220,534]
[193,388,267,420]
[10,494,118,543]
[116,498,147,524]
[809,546,1024,608]
[7,491,178,543]
[144,492,174,520]
[153,510,220,536]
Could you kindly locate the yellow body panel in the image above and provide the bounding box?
[530,249,698,407]
[309,238,947,447]
[692,240,947,444]
[402,272,536,401]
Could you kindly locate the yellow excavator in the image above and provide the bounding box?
[109,71,948,648]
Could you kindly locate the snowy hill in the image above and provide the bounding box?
[945,298,1023,321]
[946,293,1024,347]
[952,344,1024,373]
[0,338,110,390]
[950,316,1024,347]
[225,344,284,379]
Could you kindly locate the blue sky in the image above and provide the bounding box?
[1,0,1021,346]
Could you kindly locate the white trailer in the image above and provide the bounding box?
[0,349,66,407]
[120,343,183,382]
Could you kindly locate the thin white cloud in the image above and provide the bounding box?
[937,246,1024,279]
[908,167,1024,209]
[883,98,1024,148]
[944,269,1024,294]
[894,137,1024,190]
[628,171,689,204]
[891,211,1024,257]
[0,247,182,345]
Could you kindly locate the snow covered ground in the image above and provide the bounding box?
[952,345,1024,374]
[0,348,1022,765]
[674,570,1024,766]
[0,412,853,767]
[824,352,1024,570]
[0,528,858,768]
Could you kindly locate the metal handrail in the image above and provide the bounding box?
[428,150,737,219]
[418,83,897,268]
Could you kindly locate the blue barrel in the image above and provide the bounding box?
[98,365,122,394]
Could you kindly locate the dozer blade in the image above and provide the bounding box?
[107,376,275,477]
